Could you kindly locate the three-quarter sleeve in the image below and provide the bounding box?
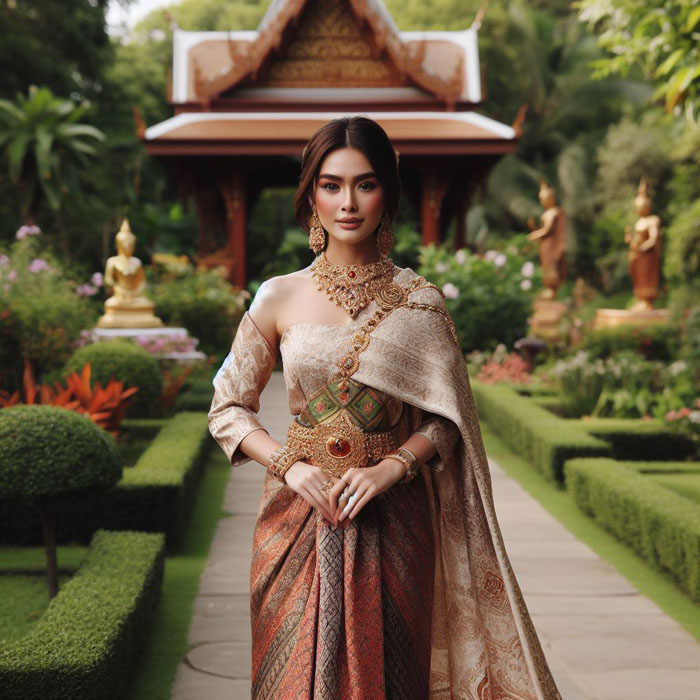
[208,312,276,467]
[414,411,461,473]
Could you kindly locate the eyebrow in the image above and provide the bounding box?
[318,171,377,181]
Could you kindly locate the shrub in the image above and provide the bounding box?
[0,234,97,391]
[418,244,540,352]
[0,405,122,596]
[64,341,162,417]
[0,530,165,700]
[665,198,700,308]
[549,350,696,419]
[578,323,682,362]
[150,263,248,355]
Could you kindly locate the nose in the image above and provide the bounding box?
[341,187,358,212]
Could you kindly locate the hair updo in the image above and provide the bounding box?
[294,116,401,237]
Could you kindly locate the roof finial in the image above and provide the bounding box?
[471,0,488,31]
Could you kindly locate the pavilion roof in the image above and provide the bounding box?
[171,0,481,108]
[143,110,516,156]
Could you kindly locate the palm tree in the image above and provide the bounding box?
[0,85,105,225]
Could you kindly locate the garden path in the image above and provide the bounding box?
[171,371,700,700]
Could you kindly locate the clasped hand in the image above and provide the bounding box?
[283,459,405,526]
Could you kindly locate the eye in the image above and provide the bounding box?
[359,181,376,191]
[321,182,339,191]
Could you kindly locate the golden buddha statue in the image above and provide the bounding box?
[527,180,567,299]
[96,219,163,328]
[624,178,662,312]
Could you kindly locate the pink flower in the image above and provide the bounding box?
[521,261,534,278]
[666,410,677,421]
[520,279,532,291]
[91,272,104,287]
[0,255,8,267]
[442,282,459,299]
[76,283,98,296]
[29,258,49,273]
[15,225,41,240]
[494,253,507,267]
[455,249,467,265]
[680,407,691,417]
[7,269,17,282]
[484,250,498,262]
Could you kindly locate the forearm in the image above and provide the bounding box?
[238,427,283,469]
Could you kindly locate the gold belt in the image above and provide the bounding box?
[286,408,410,479]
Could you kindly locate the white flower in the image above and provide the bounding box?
[442,282,459,299]
[520,278,532,290]
[484,250,498,262]
[521,261,534,278]
[689,411,700,425]
[668,360,687,377]
[455,249,466,265]
[91,272,104,287]
[435,262,447,273]
[494,253,507,267]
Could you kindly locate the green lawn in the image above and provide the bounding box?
[481,422,700,642]
[0,545,86,645]
[124,446,231,700]
[0,573,72,644]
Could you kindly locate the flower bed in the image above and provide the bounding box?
[0,530,165,700]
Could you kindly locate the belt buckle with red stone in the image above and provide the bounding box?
[308,412,368,478]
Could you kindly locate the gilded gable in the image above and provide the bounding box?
[253,0,405,88]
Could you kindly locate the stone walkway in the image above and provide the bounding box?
[172,371,700,699]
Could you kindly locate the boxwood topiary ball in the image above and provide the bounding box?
[64,340,163,417]
[0,405,122,499]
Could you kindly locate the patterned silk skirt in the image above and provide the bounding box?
[250,470,435,700]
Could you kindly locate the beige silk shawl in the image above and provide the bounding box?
[345,267,562,700]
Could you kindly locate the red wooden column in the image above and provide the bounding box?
[420,166,450,246]
[219,171,247,288]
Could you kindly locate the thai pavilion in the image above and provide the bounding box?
[142,0,518,287]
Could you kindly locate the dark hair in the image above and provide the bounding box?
[294,116,401,242]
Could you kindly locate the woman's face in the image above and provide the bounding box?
[313,147,385,249]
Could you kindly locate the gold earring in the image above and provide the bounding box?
[308,202,325,254]
[376,210,394,256]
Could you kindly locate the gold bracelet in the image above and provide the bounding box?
[385,447,420,484]
[267,445,303,483]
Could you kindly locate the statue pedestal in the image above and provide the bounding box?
[528,299,570,342]
[96,308,164,329]
[592,307,670,331]
[91,327,207,363]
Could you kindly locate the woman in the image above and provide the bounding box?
[208,116,562,699]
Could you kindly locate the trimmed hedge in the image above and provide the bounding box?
[577,418,696,461]
[0,412,211,550]
[564,458,700,602]
[472,381,611,484]
[0,529,165,700]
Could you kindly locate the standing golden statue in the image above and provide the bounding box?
[96,219,163,328]
[592,178,669,330]
[527,180,567,299]
[624,178,662,311]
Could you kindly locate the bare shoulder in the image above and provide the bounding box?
[247,269,312,346]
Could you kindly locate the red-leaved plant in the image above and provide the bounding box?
[0,358,139,437]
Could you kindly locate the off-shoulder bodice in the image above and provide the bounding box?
[279,321,404,427]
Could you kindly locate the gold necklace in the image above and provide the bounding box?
[310,251,396,318]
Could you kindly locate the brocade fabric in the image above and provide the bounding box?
[208,265,562,700]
